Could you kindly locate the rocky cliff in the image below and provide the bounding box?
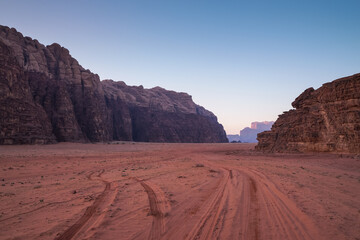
[102,80,227,143]
[256,74,360,153]
[0,25,227,144]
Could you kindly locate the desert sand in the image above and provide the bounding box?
[0,142,359,240]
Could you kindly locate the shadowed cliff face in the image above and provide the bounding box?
[0,41,55,144]
[101,80,228,143]
[0,26,112,143]
[256,74,360,153]
[0,25,227,144]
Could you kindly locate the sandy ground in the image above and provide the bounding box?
[0,142,359,240]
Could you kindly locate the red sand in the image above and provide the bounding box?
[0,142,359,239]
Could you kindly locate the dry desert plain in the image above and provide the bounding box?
[0,142,359,240]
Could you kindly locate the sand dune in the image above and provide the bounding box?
[0,143,359,239]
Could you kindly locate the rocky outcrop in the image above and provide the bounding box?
[239,121,274,143]
[256,74,360,153]
[0,25,227,144]
[102,80,228,143]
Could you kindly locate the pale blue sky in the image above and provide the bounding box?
[1,0,359,134]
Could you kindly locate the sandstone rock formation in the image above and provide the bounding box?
[0,40,55,144]
[102,80,228,143]
[256,74,360,153]
[0,25,227,144]
[239,121,274,143]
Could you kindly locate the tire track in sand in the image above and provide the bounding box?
[183,161,319,240]
[243,168,320,240]
[55,170,118,240]
[184,167,255,240]
[135,178,170,240]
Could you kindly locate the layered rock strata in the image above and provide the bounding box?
[256,74,360,153]
[0,25,227,144]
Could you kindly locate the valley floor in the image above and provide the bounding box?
[0,143,359,240]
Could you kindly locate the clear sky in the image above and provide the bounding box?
[1,0,359,134]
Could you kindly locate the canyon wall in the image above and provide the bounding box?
[256,74,360,153]
[0,25,227,144]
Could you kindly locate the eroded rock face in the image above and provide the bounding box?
[0,25,112,143]
[256,74,360,153]
[0,25,227,144]
[102,80,228,143]
[0,40,55,144]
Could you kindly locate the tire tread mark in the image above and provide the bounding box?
[136,178,170,240]
[55,170,118,240]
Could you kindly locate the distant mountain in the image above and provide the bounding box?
[0,25,228,144]
[239,121,274,143]
[257,74,360,153]
[227,134,241,142]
